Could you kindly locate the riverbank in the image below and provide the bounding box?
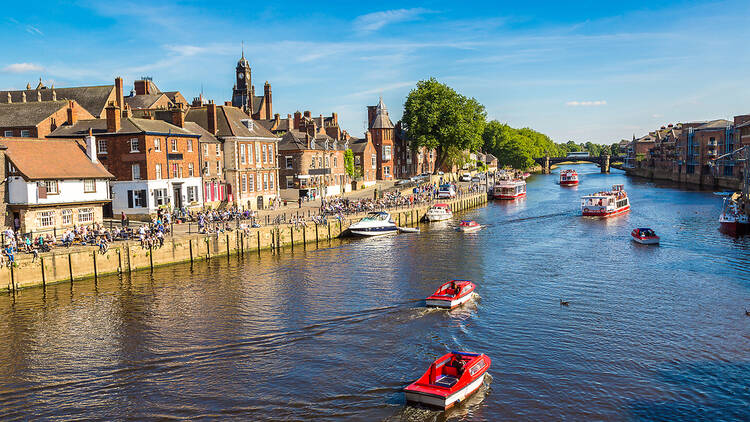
[623,166,741,190]
[1,192,488,293]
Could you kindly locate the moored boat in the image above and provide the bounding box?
[425,203,453,222]
[581,184,630,218]
[404,351,491,410]
[559,169,579,186]
[457,220,481,232]
[719,196,749,236]
[425,280,476,309]
[493,179,526,199]
[348,211,398,236]
[631,228,660,245]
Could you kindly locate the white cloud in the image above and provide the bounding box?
[25,25,43,36]
[565,100,607,107]
[2,63,43,73]
[354,8,433,33]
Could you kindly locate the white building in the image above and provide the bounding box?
[2,137,113,233]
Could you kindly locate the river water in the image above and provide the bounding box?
[0,164,748,421]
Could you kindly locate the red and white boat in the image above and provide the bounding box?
[631,228,660,245]
[719,197,749,236]
[493,178,526,199]
[581,184,630,218]
[457,220,481,232]
[405,351,491,410]
[426,280,476,309]
[425,203,453,222]
[559,169,579,186]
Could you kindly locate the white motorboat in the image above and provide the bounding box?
[425,203,453,222]
[349,211,398,236]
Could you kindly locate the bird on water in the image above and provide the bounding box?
[560,299,570,306]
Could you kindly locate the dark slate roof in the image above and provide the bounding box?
[370,97,394,129]
[257,118,291,132]
[0,100,70,127]
[162,91,185,104]
[183,122,220,144]
[349,138,371,153]
[279,130,342,151]
[0,138,114,180]
[48,117,198,138]
[252,96,264,114]
[186,105,277,139]
[124,94,171,109]
[0,85,115,117]
[696,119,732,130]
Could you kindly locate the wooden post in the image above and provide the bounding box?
[205,237,210,260]
[149,244,153,271]
[226,234,230,261]
[68,253,73,283]
[189,239,194,263]
[40,256,46,287]
[303,225,307,245]
[93,251,98,280]
[327,222,331,240]
[117,248,122,273]
[290,226,294,249]
[315,223,319,243]
[10,263,15,292]
[257,231,261,254]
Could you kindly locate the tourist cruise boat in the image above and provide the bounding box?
[581,184,630,217]
[348,211,398,236]
[559,169,579,186]
[631,228,660,245]
[493,178,526,199]
[426,280,476,309]
[404,351,491,410]
[425,203,453,222]
[719,196,749,236]
[457,220,481,232]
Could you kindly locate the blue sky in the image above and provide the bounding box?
[1,0,749,143]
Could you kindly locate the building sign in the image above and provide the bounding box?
[167,153,183,160]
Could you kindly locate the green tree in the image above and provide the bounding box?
[402,78,486,173]
[483,120,557,170]
[344,149,355,179]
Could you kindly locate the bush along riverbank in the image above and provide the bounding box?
[1,192,488,293]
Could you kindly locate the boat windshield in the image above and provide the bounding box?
[361,212,389,222]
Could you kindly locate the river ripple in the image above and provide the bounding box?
[0,164,748,421]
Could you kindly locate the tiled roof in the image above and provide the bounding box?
[0,85,115,117]
[696,119,732,130]
[370,97,394,129]
[183,122,219,144]
[0,137,114,180]
[124,94,171,109]
[0,100,72,127]
[48,117,198,137]
[349,138,370,153]
[252,96,264,114]
[186,105,277,139]
[278,130,338,151]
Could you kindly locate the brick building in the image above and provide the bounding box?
[1,137,113,233]
[259,111,345,140]
[393,122,436,178]
[126,77,189,111]
[186,103,279,210]
[366,98,395,180]
[48,104,203,218]
[278,131,350,197]
[0,99,93,138]
[0,78,120,118]
[349,137,377,188]
[231,51,273,120]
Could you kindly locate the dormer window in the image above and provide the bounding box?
[241,119,254,130]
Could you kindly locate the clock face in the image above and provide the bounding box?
[238,73,245,80]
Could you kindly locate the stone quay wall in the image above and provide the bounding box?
[623,166,741,190]
[1,192,488,293]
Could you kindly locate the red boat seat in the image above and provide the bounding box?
[444,288,455,296]
[443,366,458,377]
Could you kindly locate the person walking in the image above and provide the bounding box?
[121,211,128,227]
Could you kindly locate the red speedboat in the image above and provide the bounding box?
[457,220,481,232]
[631,228,660,245]
[405,351,491,410]
[426,280,476,309]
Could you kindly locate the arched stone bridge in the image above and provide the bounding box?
[533,155,626,174]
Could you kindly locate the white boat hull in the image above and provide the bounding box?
[405,372,486,409]
[426,292,475,309]
[425,213,452,222]
[350,228,398,237]
[632,236,659,245]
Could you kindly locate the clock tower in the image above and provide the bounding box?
[232,48,253,113]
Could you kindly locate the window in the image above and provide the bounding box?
[204,144,208,156]
[37,211,54,228]
[286,176,294,188]
[310,156,316,169]
[268,144,274,165]
[3,130,12,137]
[255,144,261,165]
[325,155,329,167]
[355,155,361,165]
[318,157,322,168]
[285,156,293,169]
[263,173,268,190]
[61,209,72,225]
[215,144,220,156]
[132,164,141,180]
[240,144,246,164]
[248,174,255,192]
[216,161,220,175]
[333,156,338,167]
[270,173,274,190]
[383,145,392,161]
[384,166,391,176]
[20,130,30,138]
[262,145,267,163]
[171,139,178,152]
[84,179,96,193]
[44,180,59,194]
[241,174,247,191]
[128,190,147,208]
[188,163,194,177]
[371,155,377,169]
[187,186,197,202]
[153,189,168,206]
[130,138,140,152]
[154,138,161,151]
[97,139,107,154]
[171,163,179,178]
[155,163,162,180]
[187,139,193,152]
[78,208,94,223]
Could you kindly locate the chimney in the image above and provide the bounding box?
[224,101,232,106]
[207,100,217,135]
[123,104,132,118]
[37,91,42,102]
[171,107,184,128]
[294,111,302,130]
[264,81,272,119]
[106,103,121,133]
[304,110,311,118]
[85,128,98,163]
[115,77,124,109]
[332,112,338,125]
[67,100,77,125]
